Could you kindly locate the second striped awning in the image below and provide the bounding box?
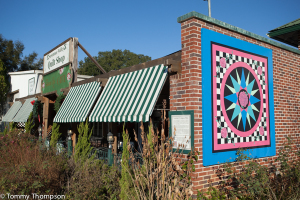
[53,81,102,123]
[13,97,36,122]
[2,101,23,122]
[89,64,168,122]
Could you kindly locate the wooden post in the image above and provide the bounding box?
[43,97,49,139]
[113,136,117,165]
[72,133,76,154]
[78,42,106,74]
[113,136,117,153]
[73,38,78,82]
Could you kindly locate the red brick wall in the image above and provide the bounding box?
[170,17,300,192]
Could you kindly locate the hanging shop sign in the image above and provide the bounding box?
[169,110,194,154]
[42,65,73,95]
[44,40,70,74]
[28,77,35,95]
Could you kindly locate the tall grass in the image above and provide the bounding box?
[120,112,199,199]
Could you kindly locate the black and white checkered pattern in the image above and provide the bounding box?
[215,51,268,145]
[16,122,25,128]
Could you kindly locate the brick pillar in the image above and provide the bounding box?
[170,18,204,192]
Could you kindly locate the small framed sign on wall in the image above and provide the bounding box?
[169,110,194,154]
[28,77,35,95]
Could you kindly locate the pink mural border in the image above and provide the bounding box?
[212,44,271,151]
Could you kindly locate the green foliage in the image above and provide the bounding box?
[78,49,151,76]
[0,34,24,72]
[212,138,300,200]
[9,122,16,132]
[66,157,120,200]
[0,34,42,72]
[25,112,35,134]
[0,129,67,195]
[50,123,62,148]
[19,52,43,71]
[119,124,133,200]
[54,94,65,113]
[74,120,93,162]
[0,59,9,116]
[32,100,43,119]
[197,187,227,200]
[0,127,8,135]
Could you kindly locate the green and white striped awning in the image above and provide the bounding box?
[89,64,168,122]
[2,101,23,122]
[54,81,102,123]
[13,97,36,122]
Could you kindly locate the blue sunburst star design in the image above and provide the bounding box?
[224,68,260,131]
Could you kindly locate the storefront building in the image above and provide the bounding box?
[2,11,300,193]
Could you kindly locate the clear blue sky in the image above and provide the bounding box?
[1,0,299,66]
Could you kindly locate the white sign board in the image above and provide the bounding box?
[171,115,191,150]
[28,77,35,95]
[43,41,69,74]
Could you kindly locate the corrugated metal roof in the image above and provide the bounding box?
[89,64,168,122]
[2,101,23,122]
[13,98,36,122]
[53,81,101,123]
[270,18,300,32]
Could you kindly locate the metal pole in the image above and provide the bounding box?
[68,136,73,156]
[208,0,211,17]
[108,148,113,166]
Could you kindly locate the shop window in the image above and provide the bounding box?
[92,122,103,138]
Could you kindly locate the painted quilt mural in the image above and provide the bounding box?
[212,43,270,151]
[202,29,275,166]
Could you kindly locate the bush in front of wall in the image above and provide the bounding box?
[200,137,300,200]
[25,112,35,134]
[50,123,62,148]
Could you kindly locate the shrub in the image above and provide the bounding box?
[66,120,120,199]
[9,121,16,132]
[122,119,198,199]
[50,123,62,148]
[119,126,134,200]
[25,112,34,134]
[66,157,120,200]
[74,120,93,162]
[0,129,67,195]
[212,137,300,200]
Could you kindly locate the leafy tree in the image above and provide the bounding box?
[78,49,151,76]
[0,34,43,72]
[19,52,43,71]
[0,59,9,116]
[0,34,24,72]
